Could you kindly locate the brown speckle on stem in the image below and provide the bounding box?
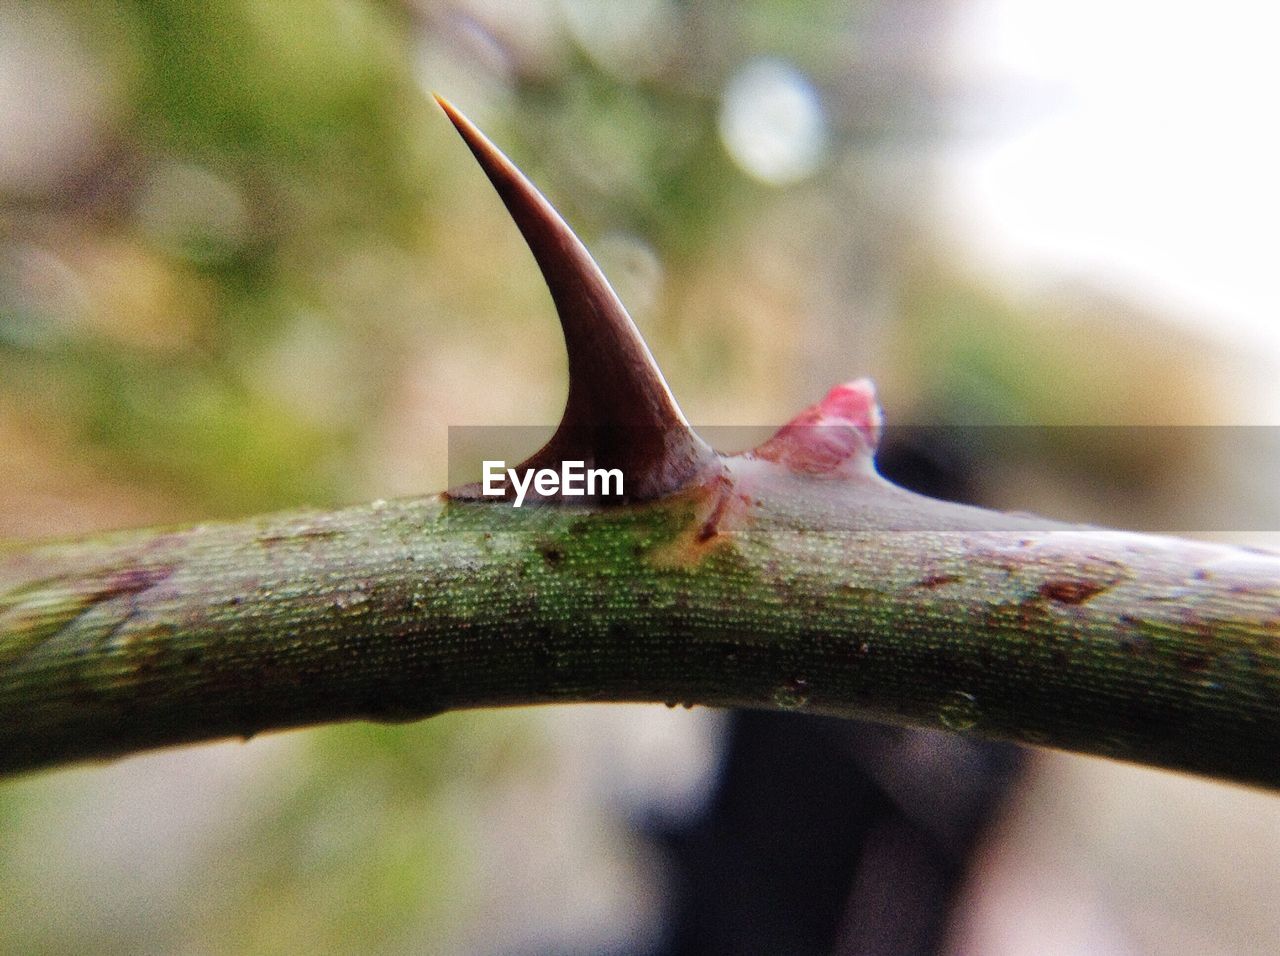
[917,573,961,589]
[1039,579,1110,605]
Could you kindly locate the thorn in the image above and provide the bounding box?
[435,95,719,501]
[752,379,882,478]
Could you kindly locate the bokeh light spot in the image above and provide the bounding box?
[719,58,828,186]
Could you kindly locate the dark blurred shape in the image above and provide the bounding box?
[878,425,984,506]
[641,428,1024,956]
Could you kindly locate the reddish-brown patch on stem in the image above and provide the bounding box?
[99,565,170,598]
[650,476,744,568]
[1039,579,1109,605]
[695,479,736,544]
[1178,651,1213,673]
[0,564,173,666]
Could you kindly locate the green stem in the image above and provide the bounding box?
[4,463,1278,787]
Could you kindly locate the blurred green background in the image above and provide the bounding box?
[3,0,1280,953]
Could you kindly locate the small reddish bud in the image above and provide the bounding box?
[752,379,882,477]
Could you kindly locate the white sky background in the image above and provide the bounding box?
[941,0,1280,417]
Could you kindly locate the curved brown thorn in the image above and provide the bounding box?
[435,95,719,501]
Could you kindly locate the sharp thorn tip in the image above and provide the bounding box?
[437,100,719,501]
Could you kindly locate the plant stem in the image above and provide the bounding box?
[4,467,1278,787]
